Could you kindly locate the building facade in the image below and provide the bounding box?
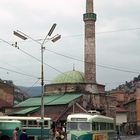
[124,83,140,134]
[0,80,14,110]
[0,80,28,115]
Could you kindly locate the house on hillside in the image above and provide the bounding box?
[124,82,140,135]
[110,80,140,135]
[0,79,28,115]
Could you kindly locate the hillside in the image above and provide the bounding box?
[18,86,41,97]
[112,74,140,92]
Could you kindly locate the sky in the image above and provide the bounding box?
[0,0,140,90]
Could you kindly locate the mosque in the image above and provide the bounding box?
[9,0,116,123]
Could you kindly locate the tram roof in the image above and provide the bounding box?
[0,116,52,121]
[67,113,114,123]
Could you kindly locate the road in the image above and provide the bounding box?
[121,135,140,140]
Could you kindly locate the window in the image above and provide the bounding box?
[44,121,48,127]
[28,120,37,127]
[67,122,91,131]
[67,122,78,130]
[106,123,110,130]
[110,123,114,130]
[100,122,106,130]
[92,122,99,131]
[21,120,26,127]
[78,122,90,131]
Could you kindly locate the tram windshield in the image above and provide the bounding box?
[67,122,91,131]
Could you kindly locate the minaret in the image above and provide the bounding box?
[83,0,96,83]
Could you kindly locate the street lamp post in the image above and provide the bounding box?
[13,24,61,140]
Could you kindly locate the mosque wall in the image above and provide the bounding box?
[44,83,85,94]
[44,83,105,95]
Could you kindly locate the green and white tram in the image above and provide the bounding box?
[0,120,21,140]
[67,113,116,140]
[0,116,52,140]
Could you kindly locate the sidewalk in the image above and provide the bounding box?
[120,135,139,140]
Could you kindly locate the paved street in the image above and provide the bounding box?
[121,135,140,140]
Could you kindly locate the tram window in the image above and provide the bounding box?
[28,120,37,127]
[44,121,48,127]
[92,122,99,130]
[92,122,96,130]
[28,121,31,126]
[100,122,106,130]
[106,123,109,130]
[110,123,114,129]
[21,120,26,127]
[78,122,90,131]
[67,122,78,130]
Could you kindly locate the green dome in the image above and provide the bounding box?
[52,70,85,84]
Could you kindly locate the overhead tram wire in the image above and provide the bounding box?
[15,44,63,74]
[2,25,140,76]
[0,38,61,86]
[0,38,63,74]
[17,26,140,49]
[13,28,140,72]
[0,39,53,85]
[96,27,140,35]
[13,30,63,74]
[17,26,140,42]
[22,78,41,94]
[0,39,53,83]
[97,65,140,74]
[62,27,140,38]
[10,26,140,66]
[0,66,38,79]
[45,48,140,74]
[12,28,140,86]
[1,38,140,75]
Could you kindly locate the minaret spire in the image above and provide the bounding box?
[83,0,96,83]
[86,0,93,13]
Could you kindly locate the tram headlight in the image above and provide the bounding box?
[67,133,71,140]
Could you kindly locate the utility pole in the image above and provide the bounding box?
[13,24,61,140]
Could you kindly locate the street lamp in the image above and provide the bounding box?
[13,31,28,40]
[13,24,61,140]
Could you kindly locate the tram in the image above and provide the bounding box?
[0,116,52,140]
[66,113,116,140]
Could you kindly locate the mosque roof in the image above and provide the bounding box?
[14,93,83,107]
[52,70,85,84]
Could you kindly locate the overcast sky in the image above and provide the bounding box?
[0,0,140,90]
